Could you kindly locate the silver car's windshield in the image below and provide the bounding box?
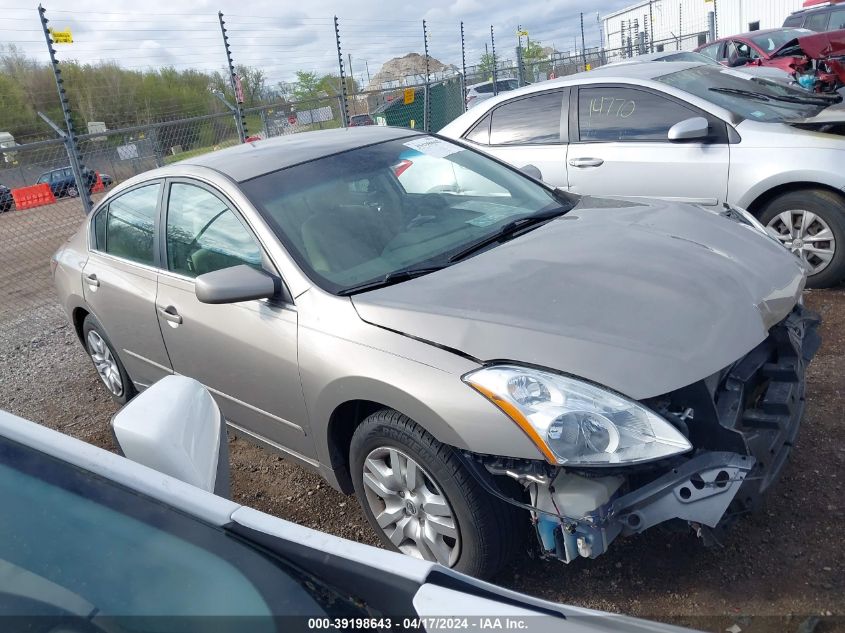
[656,65,828,122]
[241,136,565,293]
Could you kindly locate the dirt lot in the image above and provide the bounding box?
[0,201,843,632]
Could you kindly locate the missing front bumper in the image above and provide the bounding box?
[520,304,820,563]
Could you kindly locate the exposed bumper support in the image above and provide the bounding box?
[611,452,754,536]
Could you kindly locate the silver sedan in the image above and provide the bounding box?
[439,61,845,287]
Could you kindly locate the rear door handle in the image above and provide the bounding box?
[157,305,182,325]
[568,157,604,168]
[84,273,100,287]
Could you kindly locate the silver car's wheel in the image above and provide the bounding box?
[766,209,835,276]
[362,446,460,566]
[87,330,124,397]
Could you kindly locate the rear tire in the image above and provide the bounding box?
[349,409,523,579]
[82,314,136,405]
[758,189,845,288]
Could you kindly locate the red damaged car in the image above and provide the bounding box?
[696,27,845,92]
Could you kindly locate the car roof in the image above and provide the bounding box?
[180,126,423,183]
[718,26,812,41]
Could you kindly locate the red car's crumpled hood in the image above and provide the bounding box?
[774,29,845,58]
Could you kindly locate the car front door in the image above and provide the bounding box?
[154,179,314,461]
[565,84,730,205]
[462,89,569,187]
[82,181,173,389]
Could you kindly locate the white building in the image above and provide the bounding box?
[602,0,803,56]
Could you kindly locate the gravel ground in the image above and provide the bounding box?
[1,203,843,632]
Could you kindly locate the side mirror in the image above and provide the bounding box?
[111,375,230,497]
[668,117,711,142]
[520,164,544,181]
[195,264,277,304]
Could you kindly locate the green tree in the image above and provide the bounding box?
[478,52,496,80]
[293,71,321,101]
[522,40,547,63]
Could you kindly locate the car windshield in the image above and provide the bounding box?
[241,135,566,294]
[749,28,813,53]
[656,64,829,122]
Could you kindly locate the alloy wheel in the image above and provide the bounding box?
[362,447,460,566]
[87,330,124,397]
[766,209,836,276]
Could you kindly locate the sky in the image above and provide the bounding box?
[1,0,637,86]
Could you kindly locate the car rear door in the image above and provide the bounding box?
[461,88,569,187]
[153,178,314,461]
[82,181,173,388]
[564,84,729,205]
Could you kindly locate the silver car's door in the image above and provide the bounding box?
[154,179,315,461]
[461,88,569,187]
[82,181,173,388]
[566,85,729,205]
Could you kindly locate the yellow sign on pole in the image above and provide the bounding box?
[49,28,73,43]
[403,88,415,105]
[517,30,529,37]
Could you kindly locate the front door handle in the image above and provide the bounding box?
[568,157,605,168]
[84,273,100,287]
[157,305,182,325]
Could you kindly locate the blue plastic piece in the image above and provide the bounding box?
[537,516,559,551]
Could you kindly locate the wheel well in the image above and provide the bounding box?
[71,307,89,344]
[326,400,387,494]
[746,182,845,217]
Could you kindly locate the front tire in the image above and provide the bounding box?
[350,409,522,578]
[82,314,136,405]
[66,185,78,198]
[759,189,845,288]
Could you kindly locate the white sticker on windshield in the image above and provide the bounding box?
[403,137,462,158]
[750,110,766,118]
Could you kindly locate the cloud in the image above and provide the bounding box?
[1,0,636,84]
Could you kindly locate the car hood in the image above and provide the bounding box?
[785,99,845,127]
[351,197,806,400]
[773,28,845,59]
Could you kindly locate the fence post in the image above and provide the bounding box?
[460,21,467,112]
[713,0,718,39]
[490,26,498,96]
[38,4,92,214]
[580,13,586,70]
[422,20,431,132]
[648,0,655,53]
[678,2,683,50]
[707,11,716,42]
[218,12,247,143]
[334,16,349,127]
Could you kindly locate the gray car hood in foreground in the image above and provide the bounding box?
[352,197,805,400]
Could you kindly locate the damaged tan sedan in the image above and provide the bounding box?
[53,127,820,578]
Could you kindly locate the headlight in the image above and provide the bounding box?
[464,365,692,466]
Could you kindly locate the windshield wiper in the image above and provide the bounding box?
[448,205,572,264]
[710,85,838,107]
[709,86,772,102]
[337,265,448,296]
